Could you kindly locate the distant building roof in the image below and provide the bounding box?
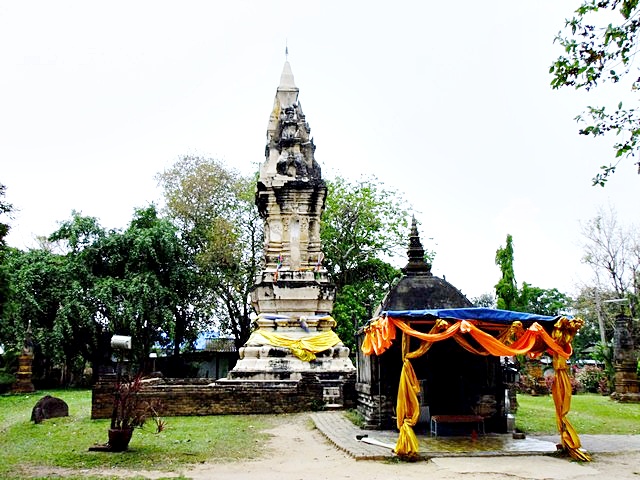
[202,337,236,353]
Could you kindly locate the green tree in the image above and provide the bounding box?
[519,283,570,316]
[106,206,195,367]
[321,176,409,290]
[321,176,408,351]
[495,234,520,310]
[0,183,12,247]
[0,247,80,382]
[157,156,262,349]
[331,259,401,352]
[494,234,571,315]
[550,0,640,185]
[47,212,112,379]
[0,182,14,322]
[49,207,199,373]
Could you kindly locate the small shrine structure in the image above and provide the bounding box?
[356,220,590,461]
[611,313,640,402]
[224,61,355,405]
[356,218,478,429]
[12,322,35,393]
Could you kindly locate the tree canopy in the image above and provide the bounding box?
[156,155,262,349]
[321,176,409,351]
[495,234,519,311]
[0,183,13,322]
[0,205,206,382]
[0,166,414,381]
[494,234,571,316]
[321,176,408,290]
[551,0,640,185]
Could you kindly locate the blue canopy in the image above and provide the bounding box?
[382,307,562,324]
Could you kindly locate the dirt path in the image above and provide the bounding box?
[22,414,640,480]
[182,414,639,480]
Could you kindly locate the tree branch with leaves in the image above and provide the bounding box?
[550,0,640,185]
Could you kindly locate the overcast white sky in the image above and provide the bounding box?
[1,1,637,301]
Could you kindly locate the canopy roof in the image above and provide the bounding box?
[383,307,561,325]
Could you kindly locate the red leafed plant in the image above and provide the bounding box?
[110,374,165,433]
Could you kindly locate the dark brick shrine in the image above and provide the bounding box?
[355,218,514,433]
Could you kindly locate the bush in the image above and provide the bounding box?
[517,361,552,395]
[0,349,18,393]
[575,365,609,394]
[0,371,15,393]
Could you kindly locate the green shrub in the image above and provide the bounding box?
[0,371,16,393]
[575,365,608,394]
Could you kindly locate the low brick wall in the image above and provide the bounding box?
[91,373,325,419]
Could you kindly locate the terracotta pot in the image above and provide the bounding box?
[108,428,134,452]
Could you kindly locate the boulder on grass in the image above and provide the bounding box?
[31,395,69,424]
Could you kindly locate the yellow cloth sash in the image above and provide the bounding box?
[249,330,342,361]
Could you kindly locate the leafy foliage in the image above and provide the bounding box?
[47,207,197,370]
[550,0,640,184]
[157,155,262,349]
[495,234,519,310]
[0,247,84,382]
[0,206,206,381]
[0,182,13,324]
[575,364,610,393]
[321,176,408,290]
[331,259,402,352]
[494,234,571,315]
[519,283,571,316]
[321,177,408,350]
[0,182,12,247]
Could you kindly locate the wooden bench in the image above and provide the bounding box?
[430,414,485,437]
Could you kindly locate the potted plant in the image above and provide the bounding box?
[107,374,164,452]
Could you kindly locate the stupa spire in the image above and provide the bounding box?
[276,60,298,107]
[402,216,432,275]
[262,59,319,185]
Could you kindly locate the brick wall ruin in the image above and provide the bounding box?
[91,373,351,419]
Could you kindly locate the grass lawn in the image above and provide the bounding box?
[516,393,640,434]
[2,390,639,479]
[0,389,275,480]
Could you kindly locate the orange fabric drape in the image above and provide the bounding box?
[363,316,572,359]
[395,358,421,457]
[551,317,591,461]
[361,315,397,355]
[552,355,590,461]
[362,314,590,461]
[393,321,449,457]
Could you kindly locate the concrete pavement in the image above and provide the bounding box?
[310,411,640,461]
